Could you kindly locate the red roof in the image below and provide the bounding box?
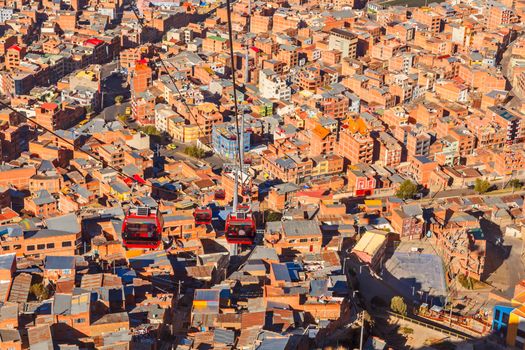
[250,46,261,53]
[122,178,131,186]
[132,174,146,184]
[84,38,104,46]
[136,58,148,65]
[296,189,328,198]
[8,45,21,52]
[41,102,59,111]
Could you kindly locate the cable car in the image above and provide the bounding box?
[122,206,163,249]
[225,206,256,245]
[194,207,212,225]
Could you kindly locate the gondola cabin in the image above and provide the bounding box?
[122,207,163,249]
[194,207,212,225]
[225,206,255,245]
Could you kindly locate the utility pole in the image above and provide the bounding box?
[359,311,365,350]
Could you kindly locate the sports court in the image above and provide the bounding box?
[383,252,447,303]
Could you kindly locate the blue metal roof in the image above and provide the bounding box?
[272,263,291,282]
[45,256,75,270]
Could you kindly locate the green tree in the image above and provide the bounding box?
[140,125,160,136]
[184,145,206,159]
[30,283,49,301]
[396,180,418,200]
[115,95,124,105]
[264,210,282,222]
[507,179,522,189]
[474,178,491,194]
[390,296,407,315]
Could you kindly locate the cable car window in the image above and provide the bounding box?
[195,213,209,221]
[125,223,157,237]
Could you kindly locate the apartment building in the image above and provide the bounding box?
[265,220,323,255]
[431,209,486,280]
[412,7,442,33]
[0,215,81,257]
[259,69,291,101]
[212,123,251,160]
[338,128,374,165]
[488,106,523,144]
[328,29,358,59]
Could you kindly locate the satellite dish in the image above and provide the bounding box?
[426,230,432,238]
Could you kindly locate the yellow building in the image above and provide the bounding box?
[168,117,201,143]
[506,292,525,348]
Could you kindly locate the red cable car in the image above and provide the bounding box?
[122,207,163,249]
[194,207,212,225]
[225,206,256,245]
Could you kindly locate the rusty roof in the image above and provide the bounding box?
[8,273,32,303]
[241,311,265,330]
[28,325,53,349]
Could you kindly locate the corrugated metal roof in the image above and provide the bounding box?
[80,274,103,290]
[248,246,279,261]
[213,328,235,345]
[0,302,18,321]
[0,328,21,342]
[28,325,53,350]
[45,256,75,270]
[271,263,291,282]
[45,213,80,233]
[282,220,321,237]
[256,337,289,350]
[353,230,387,256]
[185,265,214,280]
[310,279,329,297]
[0,281,9,303]
[0,253,15,270]
[194,289,219,302]
[241,311,265,330]
[53,293,72,315]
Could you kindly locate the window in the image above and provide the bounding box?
[47,243,55,249]
[27,245,35,251]
[14,245,21,250]
[74,318,85,324]
[62,241,72,247]
[517,328,525,339]
[2,246,9,251]
[299,239,308,243]
[502,313,509,324]
[37,244,45,250]
[495,310,501,320]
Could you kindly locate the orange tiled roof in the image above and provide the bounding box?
[312,125,330,139]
